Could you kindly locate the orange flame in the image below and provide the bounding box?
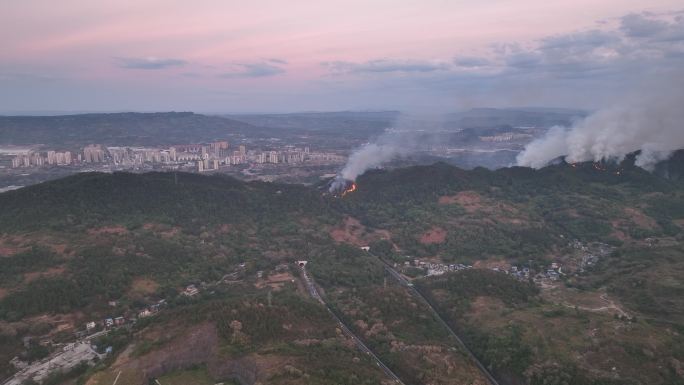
[341,182,357,197]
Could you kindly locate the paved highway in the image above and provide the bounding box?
[298,265,404,384]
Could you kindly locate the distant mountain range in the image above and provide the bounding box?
[226,111,399,132]
[0,108,588,148]
[445,107,586,129]
[0,112,256,147]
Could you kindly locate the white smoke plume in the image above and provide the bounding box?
[330,136,407,192]
[330,114,440,192]
[340,142,403,181]
[517,72,684,170]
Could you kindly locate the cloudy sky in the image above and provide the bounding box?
[1,0,682,113]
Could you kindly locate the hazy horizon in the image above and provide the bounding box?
[2,1,683,113]
[0,105,590,117]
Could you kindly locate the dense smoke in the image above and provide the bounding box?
[329,136,406,192]
[517,72,684,170]
[340,143,403,179]
[330,114,439,192]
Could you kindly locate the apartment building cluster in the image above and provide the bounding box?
[194,143,316,172]
[9,143,108,168]
[478,132,533,142]
[9,140,345,172]
[11,150,73,168]
[193,144,346,172]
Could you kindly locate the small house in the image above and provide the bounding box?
[183,284,199,297]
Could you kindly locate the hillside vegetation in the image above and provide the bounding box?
[0,155,683,385]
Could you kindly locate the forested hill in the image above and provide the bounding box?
[343,150,684,206]
[331,152,684,258]
[1,155,683,385]
[0,112,260,146]
[0,172,337,232]
[1,152,682,238]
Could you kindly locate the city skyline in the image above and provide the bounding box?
[7,140,343,173]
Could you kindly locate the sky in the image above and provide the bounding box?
[1,0,683,113]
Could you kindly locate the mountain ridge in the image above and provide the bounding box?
[0,112,258,147]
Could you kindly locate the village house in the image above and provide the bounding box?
[182,284,199,297]
[150,302,162,313]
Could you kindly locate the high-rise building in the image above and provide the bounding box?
[257,153,266,164]
[239,145,246,156]
[210,141,229,157]
[83,145,105,163]
[269,151,278,164]
[29,153,43,166]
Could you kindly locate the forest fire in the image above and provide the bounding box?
[340,182,357,197]
[567,160,623,176]
[567,160,623,175]
[592,162,608,171]
[328,177,357,198]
